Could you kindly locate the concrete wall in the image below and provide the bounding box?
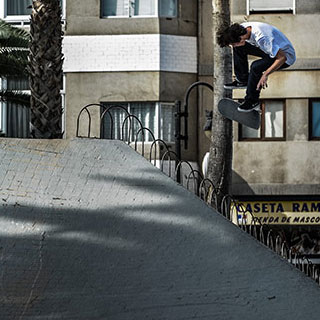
[231,96,320,195]
[65,0,197,36]
[231,0,320,15]
[232,70,320,196]
[65,71,197,160]
[62,34,197,73]
[232,141,320,195]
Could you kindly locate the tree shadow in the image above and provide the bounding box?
[0,191,241,320]
[1,139,320,319]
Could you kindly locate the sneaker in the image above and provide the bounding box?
[237,100,260,113]
[224,80,247,90]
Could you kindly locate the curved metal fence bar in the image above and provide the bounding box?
[75,103,320,286]
[220,194,230,217]
[199,178,215,203]
[134,127,156,158]
[267,230,274,251]
[249,219,258,239]
[259,224,267,245]
[281,241,288,259]
[122,114,144,144]
[186,170,203,196]
[76,103,108,138]
[208,185,221,210]
[230,201,240,227]
[306,260,313,277]
[232,202,248,227]
[76,106,91,138]
[288,249,293,264]
[313,266,320,284]
[245,211,258,235]
[160,150,179,178]
[149,139,171,166]
[275,235,283,255]
[223,196,242,222]
[100,105,131,140]
[175,160,197,194]
[294,253,299,268]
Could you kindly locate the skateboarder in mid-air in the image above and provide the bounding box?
[217,22,296,112]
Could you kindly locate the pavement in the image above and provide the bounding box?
[0,137,320,319]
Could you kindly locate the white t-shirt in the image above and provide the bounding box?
[241,22,296,66]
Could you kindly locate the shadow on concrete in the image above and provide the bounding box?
[1,138,320,319]
[2,195,320,319]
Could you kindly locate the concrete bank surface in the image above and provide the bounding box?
[0,138,320,319]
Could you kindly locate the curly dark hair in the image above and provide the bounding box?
[217,23,247,47]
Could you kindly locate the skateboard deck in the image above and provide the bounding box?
[218,98,261,130]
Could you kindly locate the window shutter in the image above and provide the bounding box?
[248,0,294,12]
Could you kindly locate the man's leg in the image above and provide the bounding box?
[237,56,274,112]
[238,60,290,112]
[245,57,275,102]
[233,42,270,84]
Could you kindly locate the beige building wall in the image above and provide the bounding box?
[65,0,197,36]
[65,71,197,162]
[64,1,199,160]
[197,0,320,195]
[231,6,320,195]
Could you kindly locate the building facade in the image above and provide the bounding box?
[228,0,320,256]
[63,0,199,162]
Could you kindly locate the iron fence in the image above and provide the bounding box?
[76,102,320,286]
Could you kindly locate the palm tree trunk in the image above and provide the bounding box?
[207,0,233,208]
[28,0,63,138]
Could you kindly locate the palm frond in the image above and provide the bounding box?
[0,19,30,49]
[0,50,28,77]
[0,89,30,107]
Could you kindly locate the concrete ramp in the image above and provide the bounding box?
[0,138,320,319]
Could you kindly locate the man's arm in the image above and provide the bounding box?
[257,49,287,90]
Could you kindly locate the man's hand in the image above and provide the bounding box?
[257,73,268,90]
[256,49,286,90]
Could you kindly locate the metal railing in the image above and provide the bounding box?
[76,102,320,286]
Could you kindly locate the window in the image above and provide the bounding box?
[239,100,286,141]
[134,0,156,16]
[160,103,175,142]
[159,0,177,17]
[1,0,64,25]
[247,0,295,14]
[101,102,175,142]
[101,0,177,18]
[0,76,30,138]
[309,99,320,140]
[7,0,32,16]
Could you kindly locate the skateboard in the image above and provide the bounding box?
[218,98,261,130]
